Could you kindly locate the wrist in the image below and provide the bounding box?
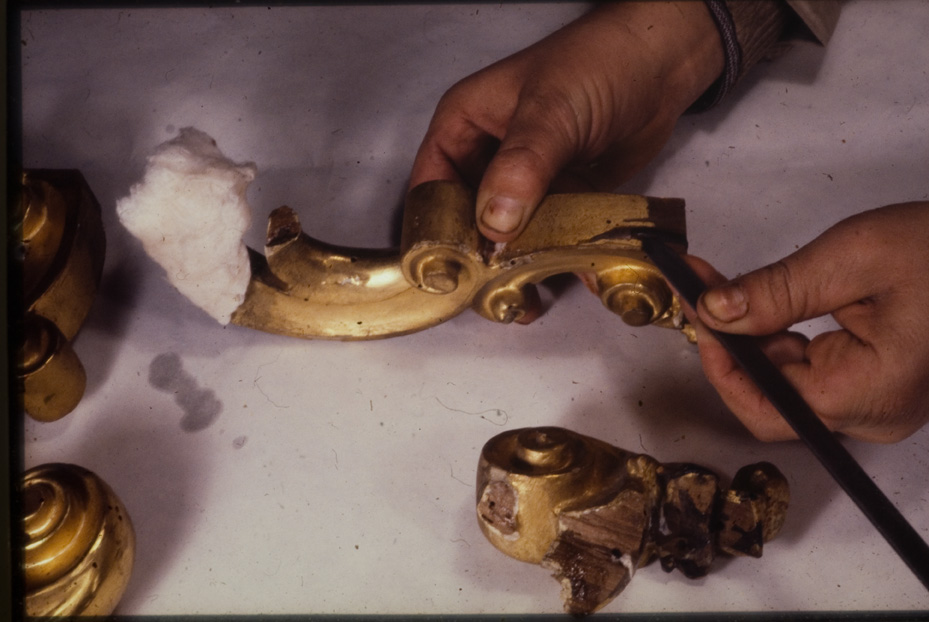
[594,2,726,117]
[690,1,740,110]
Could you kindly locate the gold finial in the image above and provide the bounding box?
[23,463,135,616]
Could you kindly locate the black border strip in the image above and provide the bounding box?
[5,3,929,621]
[22,614,929,622]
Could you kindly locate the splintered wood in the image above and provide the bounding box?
[476,427,789,615]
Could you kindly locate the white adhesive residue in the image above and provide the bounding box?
[116,128,256,324]
[618,552,635,577]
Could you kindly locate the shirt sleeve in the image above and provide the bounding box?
[691,0,841,111]
[785,0,841,44]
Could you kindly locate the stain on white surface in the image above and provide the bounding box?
[149,352,222,432]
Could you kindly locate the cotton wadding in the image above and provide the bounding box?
[117,127,256,324]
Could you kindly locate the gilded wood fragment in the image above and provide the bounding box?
[476,427,789,614]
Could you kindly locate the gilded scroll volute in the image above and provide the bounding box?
[232,180,690,340]
[22,463,135,616]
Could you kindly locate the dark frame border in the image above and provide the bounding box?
[4,2,928,621]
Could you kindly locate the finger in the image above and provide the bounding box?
[683,254,729,289]
[408,142,464,190]
[686,255,810,439]
[694,321,811,441]
[476,91,581,242]
[698,283,925,442]
[696,216,891,336]
[676,255,729,322]
[514,284,543,325]
[691,205,929,442]
[779,329,929,443]
[700,316,923,442]
[408,116,500,191]
[684,255,810,440]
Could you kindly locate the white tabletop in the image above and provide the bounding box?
[20,1,929,615]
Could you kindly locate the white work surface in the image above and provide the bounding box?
[20,1,929,616]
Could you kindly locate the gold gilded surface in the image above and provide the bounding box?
[476,427,656,566]
[16,170,106,421]
[231,180,689,340]
[22,463,135,616]
[20,315,87,421]
[475,427,789,614]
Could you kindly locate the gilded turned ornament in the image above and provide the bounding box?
[22,463,135,616]
[16,170,106,421]
[476,427,789,615]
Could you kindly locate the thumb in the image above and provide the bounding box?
[476,93,580,242]
[696,226,879,336]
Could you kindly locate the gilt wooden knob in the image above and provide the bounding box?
[23,463,135,616]
[19,314,87,422]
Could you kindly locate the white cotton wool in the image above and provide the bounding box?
[117,127,256,324]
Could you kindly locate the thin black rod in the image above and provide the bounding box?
[639,233,929,591]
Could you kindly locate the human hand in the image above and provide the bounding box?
[687,202,929,443]
[409,2,724,243]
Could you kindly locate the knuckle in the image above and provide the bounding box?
[802,372,908,437]
[485,147,549,193]
[434,82,469,114]
[515,88,582,141]
[752,259,811,325]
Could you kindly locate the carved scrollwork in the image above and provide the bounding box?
[231,180,690,340]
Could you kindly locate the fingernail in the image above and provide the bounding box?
[702,282,748,323]
[480,196,524,235]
